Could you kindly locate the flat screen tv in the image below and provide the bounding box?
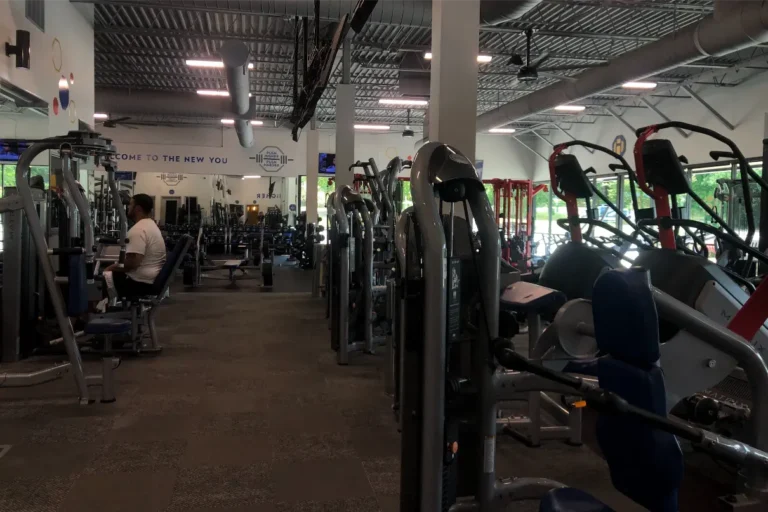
[319,153,336,175]
[0,140,28,162]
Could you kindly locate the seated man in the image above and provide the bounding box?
[104,193,166,297]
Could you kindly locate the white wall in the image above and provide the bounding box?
[128,173,286,222]
[106,124,536,180]
[0,0,94,137]
[530,71,768,181]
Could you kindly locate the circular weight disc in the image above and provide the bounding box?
[553,299,598,359]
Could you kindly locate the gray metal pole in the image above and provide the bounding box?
[411,143,447,511]
[358,203,375,353]
[105,163,128,263]
[334,189,351,365]
[342,34,351,84]
[468,176,502,508]
[60,150,96,271]
[16,142,90,403]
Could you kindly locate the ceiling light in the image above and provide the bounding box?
[554,105,586,112]
[489,128,516,134]
[379,98,429,106]
[222,119,264,126]
[93,113,109,119]
[622,81,658,89]
[242,175,262,179]
[199,90,230,97]
[186,59,254,70]
[424,52,492,64]
[355,124,390,131]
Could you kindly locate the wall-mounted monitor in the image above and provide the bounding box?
[0,139,28,162]
[319,153,336,175]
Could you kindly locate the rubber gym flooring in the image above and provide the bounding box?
[0,267,725,511]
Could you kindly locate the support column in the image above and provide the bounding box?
[429,0,480,161]
[335,34,355,190]
[306,118,320,228]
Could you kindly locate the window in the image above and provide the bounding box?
[532,183,551,257]
[689,166,733,226]
[298,176,335,240]
[590,177,618,238]
[26,0,45,31]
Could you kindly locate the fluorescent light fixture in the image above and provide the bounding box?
[622,81,658,89]
[379,98,429,106]
[242,175,262,179]
[424,52,492,64]
[93,113,109,119]
[198,89,229,97]
[489,128,516,134]
[221,119,264,126]
[554,105,586,112]
[354,124,390,131]
[186,59,254,70]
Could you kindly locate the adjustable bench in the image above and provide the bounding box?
[93,235,193,353]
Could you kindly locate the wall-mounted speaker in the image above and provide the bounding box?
[5,30,31,69]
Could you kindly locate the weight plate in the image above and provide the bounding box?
[553,299,598,359]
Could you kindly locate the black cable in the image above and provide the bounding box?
[462,199,493,360]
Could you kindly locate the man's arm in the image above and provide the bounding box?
[105,253,144,273]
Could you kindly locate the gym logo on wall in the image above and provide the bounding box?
[252,146,293,172]
[158,173,185,186]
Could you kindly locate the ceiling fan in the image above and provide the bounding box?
[507,28,608,82]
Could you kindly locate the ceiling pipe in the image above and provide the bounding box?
[480,0,542,26]
[219,41,254,148]
[476,0,768,132]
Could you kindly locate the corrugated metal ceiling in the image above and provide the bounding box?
[81,0,768,129]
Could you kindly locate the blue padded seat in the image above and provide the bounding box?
[85,317,132,335]
[541,268,684,512]
[540,488,614,512]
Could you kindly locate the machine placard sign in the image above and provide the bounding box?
[612,135,627,156]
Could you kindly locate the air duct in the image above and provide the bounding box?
[476,0,768,132]
[479,0,542,26]
[219,41,253,148]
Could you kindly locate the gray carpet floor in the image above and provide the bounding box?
[0,268,729,511]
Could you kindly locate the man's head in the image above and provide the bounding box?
[128,193,154,221]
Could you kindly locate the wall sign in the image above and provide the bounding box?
[612,135,627,157]
[289,204,296,212]
[253,146,293,173]
[158,173,185,186]
[169,189,175,195]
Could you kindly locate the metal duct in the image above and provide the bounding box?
[220,41,253,148]
[476,0,768,131]
[480,0,542,26]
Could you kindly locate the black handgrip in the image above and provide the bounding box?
[584,167,596,175]
[710,150,734,161]
[608,163,627,172]
[49,247,85,255]
[679,155,689,164]
[99,237,119,244]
